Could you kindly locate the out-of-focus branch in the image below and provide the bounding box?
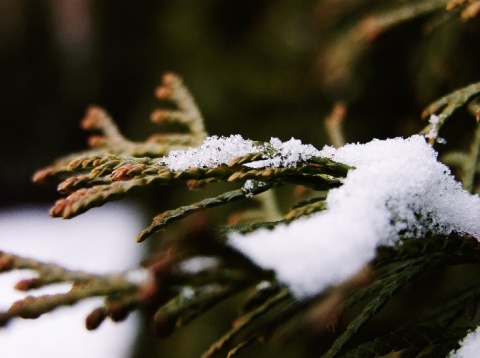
[0,252,141,327]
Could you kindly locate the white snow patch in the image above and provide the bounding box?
[162,135,256,171]
[450,326,480,358]
[176,256,219,274]
[229,135,480,298]
[242,180,268,198]
[161,135,321,171]
[425,114,446,144]
[246,137,321,168]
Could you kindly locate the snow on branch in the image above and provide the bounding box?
[230,135,480,297]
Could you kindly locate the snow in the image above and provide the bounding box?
[176,256,218,274]
[245,137,321,168]
[161,135,321,171]
[161,135,257,171]
[425,114,446,144]
[229,135,480,297]
[450,326,480,358]
[242,179,268,198]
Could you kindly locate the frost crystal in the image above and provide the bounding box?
[229,135,480,298]
[425,114,446,144]
[242,180,267,198]
[161,135,321,171]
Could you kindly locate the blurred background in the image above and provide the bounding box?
[2,0,480,356]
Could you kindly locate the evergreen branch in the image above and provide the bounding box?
[33,73,208,184]
[201,288,291,358]
[421,81,480,135]
[147,133,198,146]
[87,157,158,178]
[324,252,455,358]
[416,280,480,325]
[136,184,276,243]
[285,195,327,221]
[32,151,109,183]
[327,234,480,357]
[152,72,207,144]
[222,220,288,236]
[438,103,480,185]
[442,151,471,167]
[227,152,268,166]
[85,292,139,330]
[447,0,480,20]
[374,234,480,265]
[345,259,422,314]
[241,282,281,313]
[50,167,232,218]
[324,102,347,148]
[347,234,480,309]
[307,156,353,174]
[226,166,344,190]
[343,325,469,358]
[0,251,100,283]
[226,336,257,358]
[463,124,480,192]
[81,106,198,157]
[0,252,139,327]
[0,279,138,327]
[355,0,448,42]
[51,161,346,219]
[153,284,242,337]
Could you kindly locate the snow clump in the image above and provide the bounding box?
[229,135,480,297]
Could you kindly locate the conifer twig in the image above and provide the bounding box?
[421,81,480,137]
[284,195,327,221]
[0,252,140,327]
[355,0,448,42]
[153,284,242,337]
[136,184,276,243]
[50,160,347,219]
[201,288,291,358]
[447,0,480,20]
[324,102,347,148]
[463,125,480,192]
[33,73,208,183]
[151,72,207,145]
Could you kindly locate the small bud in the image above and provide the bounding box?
[86,307,107,330]
[107,301,131,322]
[50,199,68,217]
[150,110,169,123]
[81,106,102,130]
[32,168,52,183]
[0,312,11,327]
[88,135,107,148]
[162,72,178,85]
[155,87,171,99]
[15,278,42,291]
[0,253,15,272]
[187,180,206,190]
